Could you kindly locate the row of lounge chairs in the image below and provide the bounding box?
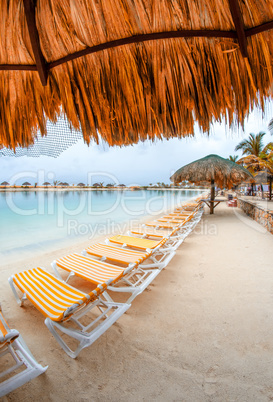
[1,197,204,396]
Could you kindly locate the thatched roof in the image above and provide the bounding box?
[1,1,273,149]
[254,170,273,183]
[1,181,9,186]
[22,181,31,186]
[170,154,253,188]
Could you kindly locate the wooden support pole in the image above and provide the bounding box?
[48,29,236,69]
[1,19,273,73]
[210,179,215,214]
[227,0,248,58]
[23,0,48,86]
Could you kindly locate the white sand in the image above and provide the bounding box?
[1,202,273,402]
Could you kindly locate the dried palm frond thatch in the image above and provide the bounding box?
[170,154,252,188]
[170,154,253,212]
[0,0,273,149]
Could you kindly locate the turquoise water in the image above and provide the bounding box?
[0,189,202,262]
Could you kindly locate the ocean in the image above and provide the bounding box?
[0,189,202,263]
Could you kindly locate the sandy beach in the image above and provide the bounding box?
[1,201,273,402]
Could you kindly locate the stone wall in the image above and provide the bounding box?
[238,198,273,234]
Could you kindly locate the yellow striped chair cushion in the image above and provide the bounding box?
[182,204,199,210]
[130,228,172,238]
[56,253,125,285]
[157,218,184,224]
[0,312,9,340]
[85,243,149,264]
[145,221,180,229]
[0,311,20,345]
[109,235,166,250]
[173,209,194,213]
[12,268,95,322]
[162,215,189,220]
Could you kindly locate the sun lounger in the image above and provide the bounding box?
[84,238,176,268]
[156,218,186,224]
[0,304,47,397]
[174,202,202,212]
[168,212,193,217]
[169,210,195,215]
[52,252,162,304]
[106,233,177,264]
[145,221,180,229]
[130,209,202,245]
[107,233,181,252]
[158,210,202,225]
[159,213,193,220]
[84,243,149,266]
[128,227,173,239]
[107,235,167,251]
[128,225,191,247]
[8,268,129,358]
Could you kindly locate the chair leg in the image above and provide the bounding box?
[45,300,130,358]
[0,336,47,397]
[8,277,26,307]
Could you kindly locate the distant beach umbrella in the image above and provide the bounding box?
[170,154,253,214]
[43,182,51,186]
[22,182,31,186]
[77,183,85,187]
[61,182,69,187]
[1,181,9,186]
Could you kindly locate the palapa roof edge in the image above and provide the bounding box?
[170,154,253,189]
[0,0,273,149]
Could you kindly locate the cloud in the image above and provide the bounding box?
[1,103,272,185]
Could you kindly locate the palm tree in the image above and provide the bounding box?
[238,154,273,175]
[236,135,273,173]
[228,155,239,162]
[235,132,266,156]
[235,133,273,198]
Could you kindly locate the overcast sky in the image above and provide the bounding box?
[1,103,272,186]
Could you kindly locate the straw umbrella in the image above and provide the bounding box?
[254,170,273,200]
[0,1,272,150]
[170,154,253,213]
[1,181,9,187]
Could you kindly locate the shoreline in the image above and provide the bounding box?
[0,187,206,192]
[1,192,205,271]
